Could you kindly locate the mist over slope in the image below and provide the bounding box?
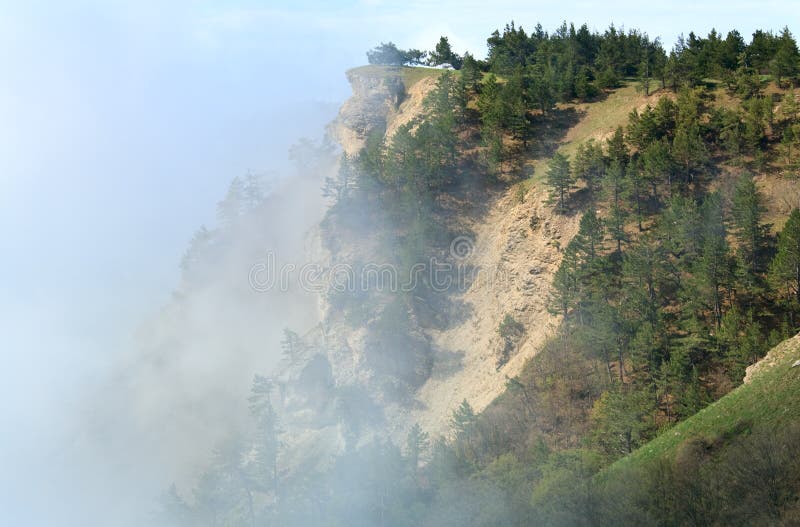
[7,9,800,526]
[142,20,800,527]
[93,141,338,508]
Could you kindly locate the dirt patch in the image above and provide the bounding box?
[411,184,581,436]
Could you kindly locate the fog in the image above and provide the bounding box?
[2,2,796,526]
[0,3,350,524]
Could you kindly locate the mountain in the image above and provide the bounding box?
[148,24,800,526]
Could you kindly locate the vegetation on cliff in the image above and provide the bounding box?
[157,21,800,526]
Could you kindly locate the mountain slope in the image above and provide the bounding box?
[610,332,800,472]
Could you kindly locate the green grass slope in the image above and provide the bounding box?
[611,333,800,472]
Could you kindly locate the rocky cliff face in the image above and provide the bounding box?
[412,186,579,437]
[330,66,405,156]
[318,67,580,440]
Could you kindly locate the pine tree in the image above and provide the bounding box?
[782,123,800,166]
[782,88,799,122]
[180,226,214,279]
[546,152,574,213]
[622,236,669,331]
[550,244,580,317]
[606,126,629,168]
[504,68,529,145]
[478,73,505,131]
[460,52,482,92]
[719,108,744,158]
[359,127,387,182]
[694,193,732,328]
[770,208,800,304]
[641,138,674,195]
[770,27,799,85]
[659,194,703,263]
[603,161,629,252]
[574,65,596,100]
[430,36,462,68]
[671,122,708,181]
[529,63,556,114]
[742,97,768,154]
[477,73,506,177]
[572,209,606,263]
[627,105,659,150]
[450,399,477,440]
[366,42,407,66]
[628,162,646,232]
[405,423,430,478]
[573,140,605,200]
[731,172,768,277]
[482,130,505,178]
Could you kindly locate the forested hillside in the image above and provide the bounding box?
[157,22,800,526]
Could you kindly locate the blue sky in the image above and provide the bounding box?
[0,1,796,524]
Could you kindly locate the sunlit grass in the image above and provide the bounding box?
[527,80,660,186]
[608,336,800,473]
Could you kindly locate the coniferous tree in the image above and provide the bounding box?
[770,27,799,85]
[641,138,674,196]
[572,140,605,201]
[628,161,647,232]
[550,244,580,317]
[770,208,800,305]
[742,97,769,154]
[504,68,529,145]
[719,107,744,159]
[430,36,462,68]
[366,42,407,65]
[450,399,477,440]
[158,485,195,527]
[781,122,800,168]
[477,73,505,130]
[572,209,606,264]
[529,63,556,114]
[546,152,574,213]
[671,122,708,182]
[627,106,660,150]
[482,132,506,178]
[606,126,629,168]
[405,423,430,479]
[693,193,732,328]
[477,76,505,176]
[782,88,799,122]
[574,65,597,100]
[604,160,629,252]
[460,52,482,93]
[731,172,768,277]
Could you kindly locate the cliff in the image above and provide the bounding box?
[322,66,583,438]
